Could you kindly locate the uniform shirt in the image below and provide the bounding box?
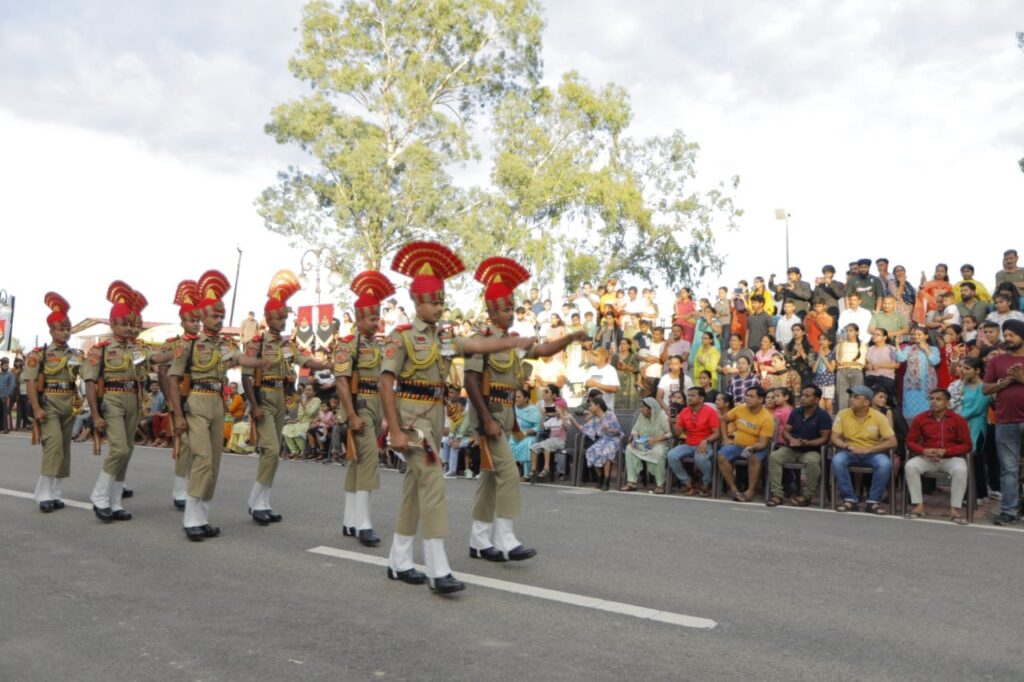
[464,324,524,433]
[20,345,75,388]
[332,331,382,389]
[725,405,775,449]
[832,408,895,449]
[81,338,150,383]
[675,403,720,446]
[168,333,240,382]
[241,333,309,382]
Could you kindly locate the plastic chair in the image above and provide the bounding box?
[901,451,975,522]
[830,448,897,512]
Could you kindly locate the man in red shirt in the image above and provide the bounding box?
[904,389,973,523]
[982,318,1024,525]
[665,387,721,496]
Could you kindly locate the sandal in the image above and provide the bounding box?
[904,511,924,519]
[789,495,811,507]
[765,496,783,507]
[653,486,665,495]
[836,501,859,513]
[538,469,550,480]
[865,503,887,515]
[623,482,638,491]
[733,491,749,502]
[950,514,968,525]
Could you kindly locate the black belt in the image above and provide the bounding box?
[395,380,444,403]
[261,379,285,389]
[45,381,74,391]
[487,385,515,404]
[105,380,139,392]
[191,380,223,394]
[358,378,379,395]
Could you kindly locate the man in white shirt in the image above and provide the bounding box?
[836,292,873,344]
[584,347,620,411]
[775,300,800,347]
[510,306,537,338]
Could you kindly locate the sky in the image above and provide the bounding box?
[1,0,1022,345]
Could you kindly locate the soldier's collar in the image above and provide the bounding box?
[413,317,434,333]
[114,336,132,344]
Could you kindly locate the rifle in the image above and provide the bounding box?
[31,344,47,445]
[346,331,360,461]
[93,345,106,455]
[248,338,264,446]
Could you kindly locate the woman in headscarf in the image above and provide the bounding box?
[510,387,542,480]
[622,397,672,494]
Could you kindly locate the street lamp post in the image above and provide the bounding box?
[774,209,791,273]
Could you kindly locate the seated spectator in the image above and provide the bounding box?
[754,334,778,382]
[638,327,665,395]
[662,323,691,372]
[282,384,320,459]
[442,411,473,479]
[864,328,899,399]
[903,389,972,523]
[768,387,794,445]
[578,396,622,491]
[718,385,774,502]
[718,333,755,391]
[727,356,760,406]
[511,388,541,480]
[622,397,672,493]
[766,386,832,507]
[308,399,336,461]
[830,385,899,514]
[985,292,1024,339]
[584,347,620,410]
[697,369,715,393]
[666,387,722,496]
[529,384,570,480]
[764,351,800,393]
[952,264,992,303]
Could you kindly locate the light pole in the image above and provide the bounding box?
[774,209,791,273]
[228,246,242,327]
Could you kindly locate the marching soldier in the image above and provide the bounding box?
[84,281,151,522]
[464,257,589,561]
[24,293,78,512]
[166,270,270,541]
[149,280,202,509]
[120,288,149,501]
[334,270,395,546]
[381,242,534,594]
[242,270,332,526]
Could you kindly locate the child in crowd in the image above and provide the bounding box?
[814,335,836,413]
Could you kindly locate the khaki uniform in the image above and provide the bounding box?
[335,332,383,492]
[169,334,239,501]
[464,325,525,522]
[82,339,150,482]
[22,345,75,480]
[382,318,467,539]
[158,336,193,481]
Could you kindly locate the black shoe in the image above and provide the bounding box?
[111,509,133,521]
[51,499,65,510]
[469,546,506,562]
[93,505,113,523]
[428,574,466,594]
[200,524,221,538]
[342,525,356,537]
[39,501,55,513]
[251,509,272,526]
[358,528,381,546]
[173,499,186,510]
[601,479,610,491]
[265,510,282,523]
[505,545,537,561]
[387,566,427,585]
[184,526,206,541]
[121,487,134,498]
[993,513,1017,526]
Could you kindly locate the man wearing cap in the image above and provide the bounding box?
[464,257,589,563]
[779,267,813,317]
[167,270,271,541]
[381,242,534,594]
[982,318,1024,525]
[846,259,886,312]
[332,270,395,546]
[830,385,898,514]
[149,279,203,510]
[84,282,151,523]
[242,270,332,526]
[23,293,77,512]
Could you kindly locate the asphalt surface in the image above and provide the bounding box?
[1,432,1022,681]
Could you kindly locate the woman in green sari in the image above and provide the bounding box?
[622,397,672,493]
[612,338,640,410]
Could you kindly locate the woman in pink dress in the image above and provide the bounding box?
[673,287,697,343]
[913,263,953,326]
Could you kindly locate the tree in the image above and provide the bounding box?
[258,0,543,280]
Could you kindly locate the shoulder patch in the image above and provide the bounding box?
[252,333,263,341]
[385,345,397,359]
[340,335,355,343]
[31,346,45,353]
[96,340,110,348]
[26,355,38,368]
[395,324,413,332]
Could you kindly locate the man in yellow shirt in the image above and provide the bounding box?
[718,385,775,502]
[831,385,898,514]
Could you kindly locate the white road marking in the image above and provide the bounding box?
[0,487,92,510]
[307,545,718,630]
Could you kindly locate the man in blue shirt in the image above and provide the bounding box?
[0,357,15,433]
[766,385,832,506]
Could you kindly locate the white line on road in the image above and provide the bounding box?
[0,487,93,510]
[307,545,718,630]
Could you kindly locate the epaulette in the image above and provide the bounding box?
[165,336,179,343]
[96,340,111,348]
[340,334,355,343]
[394,325,413,332]
[183,333,199,340]
[251,334,263,342]
[31,346,44,353]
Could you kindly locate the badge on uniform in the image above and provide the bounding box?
[174,345,185,359]
[27,355,38,368]
[385,346,397,359]
[414,335,427,343]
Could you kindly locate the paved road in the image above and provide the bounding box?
[1,433,1021,681]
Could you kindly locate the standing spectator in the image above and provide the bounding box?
[936,325,965,389]
[903,389,972,523]
[750,277,776,316]
[831,385,899,514]
[982,319,1024,525]
[847,258,886,312]
[745,295,775,352]
[875,258,896,296]
[640,288,659,326]
[240,311,260,345]
[584,347,620,411]
[611,339,639,410]
[638,327,665,396]
[837,293,872,344]
[714,287,732,348]
[766,386,832,507]
[0,357,14,432]
[814,334,837,413]
[868,296,911,343]
[775,300,800,347]
[689,307,721,372]
[985,293,1024,339]
[730,288,749,349]
[718,385,775,502]
[593,312,622,352]
[914,263,953,326]
[994,249,1024,306]
[622,397,672,493]
[953,357,990,502]
[813,265,846,320]
[282,384,321,459]
[896,327,940,419]
[673,288,697,343]
[804,298,833,352]
[891,265,917,322]
[665,387,721,496]
[953,265,992,304]
[784,324,817,389]
[835,324,868,411]
[693,332,721,388]
[510,307,535,338]
[780,267,813,316]
[956,281,990,324]
[662,323,692,374]
[864,329,899,399]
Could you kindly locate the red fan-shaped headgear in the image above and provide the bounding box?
[351,270,396,311]
[44,292,70,327]
[474,257,530,309]
[173,279,201,318]
[106,280,134,322]
[197,270,231,310]
[264,269,302,315]
[391,241,464,303]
